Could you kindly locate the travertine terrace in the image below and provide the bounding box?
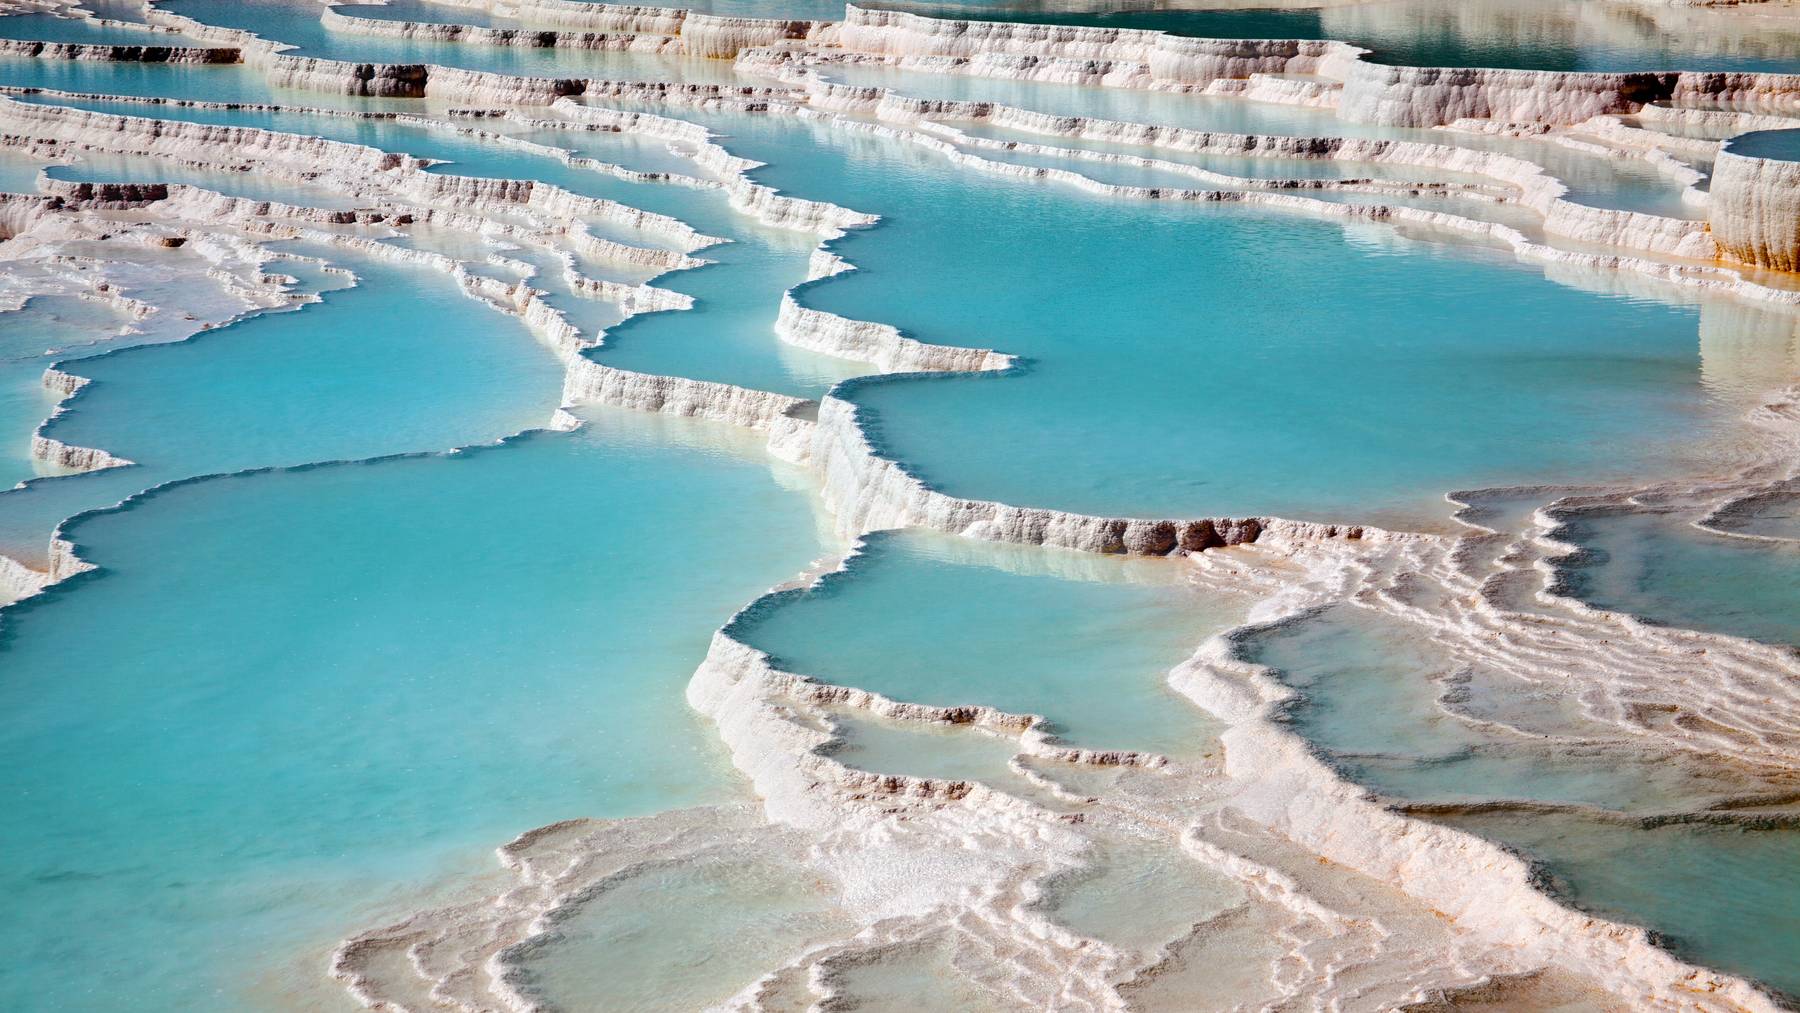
[2,0,1799,1009]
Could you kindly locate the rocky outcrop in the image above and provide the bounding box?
[0,96,410,173]
[414,0,688,35]
[779,74,1721,260]
[0,97,713,269]
[832,4,1344,90]
[827,4,1800,130]
[1339,63,1675,128]
[37,178,170,204]
[836,6,1158,64]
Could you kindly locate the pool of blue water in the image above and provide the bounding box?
[22,94,870,396]
[1554,508,1800,650]
[0,244,561,564]
[671,109,1764,526]
[0,13,205,46]
[0,406,827,1010]
[732,529,1240,756]
[42,248,561,479]
[0,16,1794,1009]
[1727,128,1800,162]
[1245,604,1770,810]
[1434,810,1800,1002]
[1246,602,1800,1002]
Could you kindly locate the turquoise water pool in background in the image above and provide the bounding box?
[680,108,1771,525]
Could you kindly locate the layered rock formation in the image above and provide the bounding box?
[0,37,238,62]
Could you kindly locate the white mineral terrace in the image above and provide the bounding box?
[2,0,1799,1009]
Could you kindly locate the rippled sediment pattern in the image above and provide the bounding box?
[1,0,1798,1008]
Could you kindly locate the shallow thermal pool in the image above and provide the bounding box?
[1246,603,1800,999]
[1553,507,1800,649]
[0,244,562,568]
[0,407,829,1010]
[1433,811,1800,1000]
[688,108,1776,526]
[732,529,1243,757]
[882,0,1800,73]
